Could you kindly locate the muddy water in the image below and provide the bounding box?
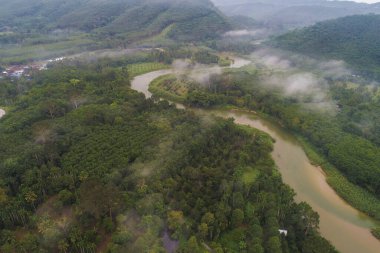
[130,60,380,253]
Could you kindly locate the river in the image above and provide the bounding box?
[130,58,380,253]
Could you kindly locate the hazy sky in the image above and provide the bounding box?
[350,0,379,3]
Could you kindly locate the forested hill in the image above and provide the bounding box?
[0,0,231,42]
[273,14,380,79]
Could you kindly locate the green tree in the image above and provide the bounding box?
[266,236,282,253]
[231,209,244,228]
[185,236,201,253]
[79,179,123,219]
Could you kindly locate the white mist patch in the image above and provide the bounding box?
[223,28,272,39]
[264,72,338,114]
[266,73,321,96]
[251,48,344,114]
[252,48,353,79]
[224,29,264,37]
[318,60,351,79]
[190,66,222,85]
[172,59,192,71]
[252,49,292,70]
[171,59,222,86]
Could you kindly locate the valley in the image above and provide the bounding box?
[1,0,380,252]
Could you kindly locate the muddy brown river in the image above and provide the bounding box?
[131,59,380,253]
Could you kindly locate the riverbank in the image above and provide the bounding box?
[221,107,380,222]
[131,65,380,252]
[149,74,186,103]
[244,109,380,223]
[296,136,380,222]
[148,70,380,224]
[212,109,380,253]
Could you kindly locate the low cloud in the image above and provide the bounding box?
[251,48,352,80]
[252,49,292,70]
[223,29,272,40]
[172,59,222,86]
[317,60,351,79]
[267,73,320,96]
[251,48,346,114]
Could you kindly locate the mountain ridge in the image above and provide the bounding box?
[272,14,380,79]
[0,0,232,42]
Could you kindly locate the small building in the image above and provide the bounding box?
[279,229,288,236]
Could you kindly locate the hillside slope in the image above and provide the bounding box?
[0,0,231,42]
[0,0,232,63]
[273,14,380,79]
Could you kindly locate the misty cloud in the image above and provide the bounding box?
[252,49,293,70]
[265,73,325,98]
[317,60,351,79]
[172,59,222,86]
[263,72,338,113]
[250,48,344,113]
[251,48,353,80]
[224,29,267,37]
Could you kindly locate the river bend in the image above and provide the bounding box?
[130,59,380,253]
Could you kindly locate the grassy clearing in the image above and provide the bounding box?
[149,74,187,103]
[0,35,95,63]
[127,62,169,78]
[141,24,175,45]
[297,136,380,221]
[0,106,10,112]
[218,57,233,67]
[242,168,260,185]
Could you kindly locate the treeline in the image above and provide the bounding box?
[273,14,380,80]
[0,55,336,252]
[151,47,227,66]
[331,83,380,146]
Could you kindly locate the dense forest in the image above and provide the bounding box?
[0,52,337,252]
[273,14,380,79]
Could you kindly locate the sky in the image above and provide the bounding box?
[349,0,380,3]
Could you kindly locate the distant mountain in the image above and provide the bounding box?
[0,0,232,42]
[211,0,380,29]
[273,14,380,79]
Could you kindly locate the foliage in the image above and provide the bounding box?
[0,54,335,252]
[149,74,188,103]
[273,14,380,80]
[153,66,380,220]
[371,227,380,240]
[0,0,232,63]
[298,137,380,220]
[127,62,169,78]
